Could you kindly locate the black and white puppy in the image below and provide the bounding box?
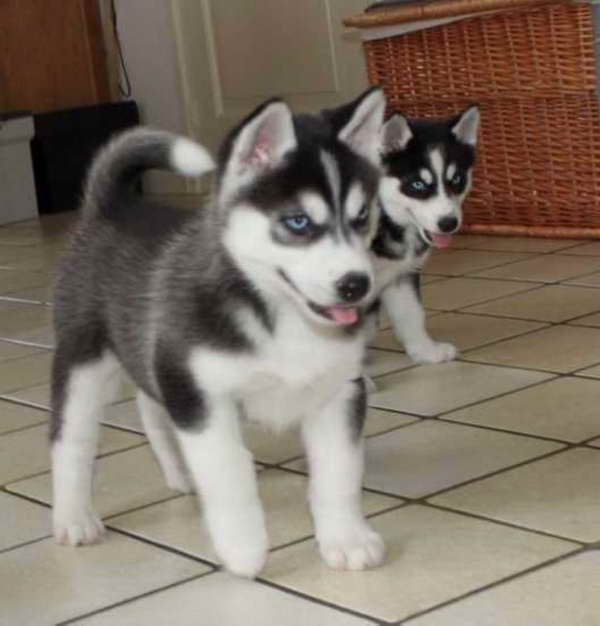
[50,89,388,578]
[372,107,480,363]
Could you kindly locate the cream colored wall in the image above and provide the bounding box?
[109,0,371,194]
[171,0,372,155]
[113,0,189,193]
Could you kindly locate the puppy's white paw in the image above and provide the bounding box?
[165,469,195,494]
[53,509,106,546]
[407,340,457,364]
[219,541,268,579]
[318,523,385,571]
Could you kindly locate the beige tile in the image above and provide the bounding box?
[285,421,559,499]
[421,274,445,285]
[464,284,600,323]
[576,364,600,379]
[465,325,600,373]
[568,311,600,327]
[365,348,414,377]
[0,285,53,304]
[0,424,144,486]
[0,339,44,363]
[0,269,50,294]
[446,234,500,248]
[445,377,600,442]
[425,250,532,276]
[0,300,54,346]
[109,469,399,562]
[471,254,600,283]
[561,241,600,256]
[102,399,143,432]
[461,236,582,253]
[431,448,600,542]
[0,352,53,394]
[7,377,136,410]
[0,532,208,626]
[0,400,47,434]
[70,573,375,626]
[0,491,51,550]
[261,505,574,623]
[245,408,418,465]
[7,445,179,517]
[369,361,551,416]
[407,552,600,626]
[6,445,186,520]
[422,277,539,311]
[0,300,53,333]
[3,383,52,409]
[564,270,600,287]
[371,313,545,352]
[588,437,600,447]
[0,244,64,272]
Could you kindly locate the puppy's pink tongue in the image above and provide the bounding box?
[325,306,358,325]
[431,233,453,248]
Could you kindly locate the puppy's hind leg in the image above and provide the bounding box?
[51,348,119,546]
[136,390,193,493]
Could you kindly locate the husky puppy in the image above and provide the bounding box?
[50,89,387,578]
[371,107,480,363]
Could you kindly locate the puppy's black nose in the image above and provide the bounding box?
[437,216,459,233]
[336,272,370,303]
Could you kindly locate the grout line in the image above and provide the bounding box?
[0,336,53,349]
[433,375,560,420]
[55,572,215,626]
[457,356,562,375]
[423,501,585,546]
[0,419,49,437]
[254,577,384,624]
[395,547,585,625]
[1,486,51,508]
[2,442,149,490]
[103,493,185,522]
[105,526,217,568]
[0,534,52,556]
[0,394,49,411]
[435,415,578,446]
[420,446,571,501]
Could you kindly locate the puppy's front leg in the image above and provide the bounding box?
[302,379,385,570]
[174,394,268,578]
[383,274,457,363]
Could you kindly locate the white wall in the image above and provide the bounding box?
[114,0,189,193]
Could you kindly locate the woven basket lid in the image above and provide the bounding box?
[343,0,569,28]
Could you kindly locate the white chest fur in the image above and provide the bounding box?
[188,307,366,430]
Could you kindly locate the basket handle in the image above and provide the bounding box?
[343,0,569,27]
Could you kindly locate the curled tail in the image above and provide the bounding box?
[82,127,215,218]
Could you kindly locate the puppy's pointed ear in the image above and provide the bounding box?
[219,99,296,203]
[382,113,412,154]
[451,105,480,146]
[335,87,386,165]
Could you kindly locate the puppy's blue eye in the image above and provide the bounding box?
[356,204,369,222]
[410,180,426,192]
[284,214,311,233]
[451,173,464,186]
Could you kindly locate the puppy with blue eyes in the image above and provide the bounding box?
[370,107,480,364]
[50,88,389,579]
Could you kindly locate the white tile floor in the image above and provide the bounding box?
[1,213,600,625]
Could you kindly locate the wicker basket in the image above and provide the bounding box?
[345,0,600,238]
